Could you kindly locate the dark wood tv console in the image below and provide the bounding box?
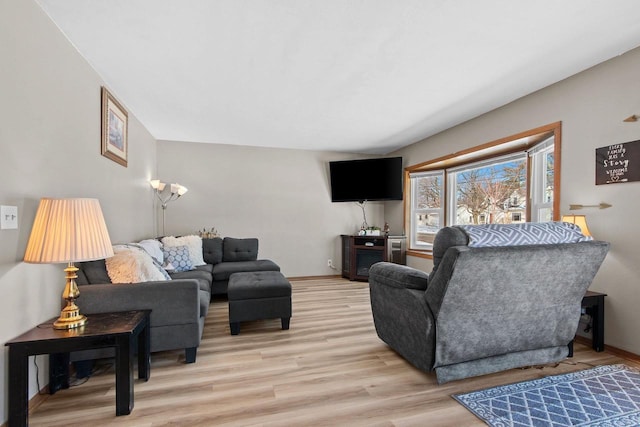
[341,235,406,281]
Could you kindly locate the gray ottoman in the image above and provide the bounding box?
[228,271,292,335]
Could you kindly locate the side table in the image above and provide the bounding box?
[581,291,606,352]
[5,310,151,427]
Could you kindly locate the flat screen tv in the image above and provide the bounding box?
[329,156,403,202]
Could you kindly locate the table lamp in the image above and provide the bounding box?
[23,198,114,329]
[561,214,592,237]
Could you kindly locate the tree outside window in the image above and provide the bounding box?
[452,157,526,225]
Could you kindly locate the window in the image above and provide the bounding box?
[410,170,444,249]
[406,123,561,253]
[529,136,555,222]
[447,153,526,226]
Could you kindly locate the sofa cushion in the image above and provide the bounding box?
[202,237,223,265]
[163,245,194,272]
[169,269,213,293]
[106,245,171,283]
[79,259,112,284]
[223,237,258,262]
[75,268,89,286]
[162,235,206,266]
[195,264,214,274]
[105,243,171,283]
[212,260,280,282]
[137,238,164,264]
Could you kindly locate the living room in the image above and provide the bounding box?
[2,0,640,425]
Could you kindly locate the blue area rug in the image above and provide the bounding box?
[453,364,640,426]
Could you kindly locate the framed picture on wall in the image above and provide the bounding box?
[595,139,640,185]
[101,86,128,167]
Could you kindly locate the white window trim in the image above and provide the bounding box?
[529,136,555,222]
[409,170,444,250]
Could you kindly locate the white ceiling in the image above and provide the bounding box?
[36,1,640,154]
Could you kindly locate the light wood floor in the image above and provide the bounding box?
[28,277,635,426]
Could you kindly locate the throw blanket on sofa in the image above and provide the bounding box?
[106,243,172,283]
[457,222,592,247]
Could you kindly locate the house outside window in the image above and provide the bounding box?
[405,123,561,253]
[447,153,526,226]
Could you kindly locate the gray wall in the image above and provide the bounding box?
[391,45,640,355]
[3,0,640,423]
[0,0,157,422]
[156,140,388,277]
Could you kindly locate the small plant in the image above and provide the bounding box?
[198,227,220,239]
[365,226,381,235]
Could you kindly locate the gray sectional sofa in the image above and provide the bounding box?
[201,237,281,296]
[74,237,280,364]
[368,222,610,384]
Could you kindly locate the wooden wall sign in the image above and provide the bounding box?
[595,139,640,185]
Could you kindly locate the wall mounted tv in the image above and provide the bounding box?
[329,156,403,202]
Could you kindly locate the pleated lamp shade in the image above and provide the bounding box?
[24,198,114,264]
[561,214,592,237]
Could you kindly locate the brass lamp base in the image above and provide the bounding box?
[53,264,87,330]
[53,302,87,330]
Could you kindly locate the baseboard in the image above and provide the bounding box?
[288,274,342,281]
[600,343,640,363]
[406,250,433,260]
[26,384,50,416]
[574,336,640,363]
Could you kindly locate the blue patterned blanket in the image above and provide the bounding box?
[458,222,592,247]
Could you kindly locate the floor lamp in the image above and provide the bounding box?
[150,180,188,235]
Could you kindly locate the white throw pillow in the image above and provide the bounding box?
[161,235,206,266]
[106,245,171,283]
[137,238,164,264]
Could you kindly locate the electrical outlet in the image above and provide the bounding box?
[327,259,333,268]
[1,205,18,229]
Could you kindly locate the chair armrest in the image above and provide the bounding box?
[369,262,435,372]
[77,280,200,327]
[368,262,429,291]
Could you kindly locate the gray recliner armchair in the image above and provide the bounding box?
[368,222,609,384]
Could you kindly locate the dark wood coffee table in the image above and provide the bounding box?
[5,310,151,426]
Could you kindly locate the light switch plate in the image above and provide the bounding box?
[1,205,18,229]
